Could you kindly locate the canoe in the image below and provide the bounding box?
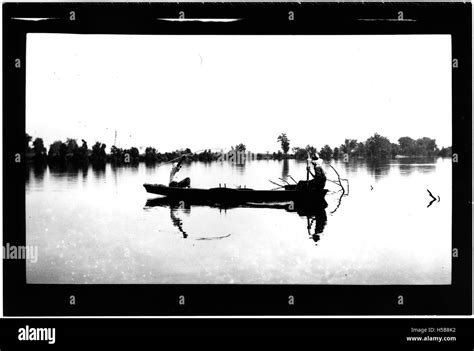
[143,183,328,204]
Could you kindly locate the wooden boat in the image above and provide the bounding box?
[143,183,328,204]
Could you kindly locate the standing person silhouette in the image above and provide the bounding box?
[307,154,326,190]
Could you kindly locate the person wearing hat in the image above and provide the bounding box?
[308,154,326,190]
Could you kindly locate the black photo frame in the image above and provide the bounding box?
[3,2,471,316]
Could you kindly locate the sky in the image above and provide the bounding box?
[26,34,452,153]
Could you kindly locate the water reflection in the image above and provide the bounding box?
[231,161,246,173]
[365,159,390,180]
[32,163,47,180]
[111,163,139,173]
[46,162,88,177]
[145,197,328,244]
[398,164,416,176]
[48,162,69,174]
[306,212,327,244]
[91,163,106,179]
[145,161,159,176]
[81,165,89,182]
[396,157,434,176]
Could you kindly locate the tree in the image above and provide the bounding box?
[340,139,358,155]
[398,137,415,156]
[48,140,64,161]
[100,144,107,158]
[198,149,213,162]
[365,133,392,159]
[59,143,68,160]
[235,143,246,153]
[319,145,333,160]
[390,143,400,158]
[110,145,123,164]
[415,137,438,156]
[145,147,157,162]
[292,147,307,160]
[305,145,317,156]
[398,136,438,156]
[66,138,79,155]
[277,133,290,155]
[333,147,340,159]
[75,139,89,162]
[91,142,107,163]
[32,138,46,161]
[354,142,366,158]
[25,133,32,153]
[292,145,316,160]
[438,146,452,157]
[129,147,139,161]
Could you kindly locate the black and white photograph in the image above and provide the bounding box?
[2,1,471,318]
[24,33,453,286]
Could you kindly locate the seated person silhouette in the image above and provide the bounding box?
[169,155,191,188]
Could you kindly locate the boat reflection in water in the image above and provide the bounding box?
[144,196,330,244]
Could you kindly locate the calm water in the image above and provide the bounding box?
[26,158,451,285]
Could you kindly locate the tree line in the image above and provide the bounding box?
[26,132,452,166]
[25,134,265,165]
[277,133,452,161]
